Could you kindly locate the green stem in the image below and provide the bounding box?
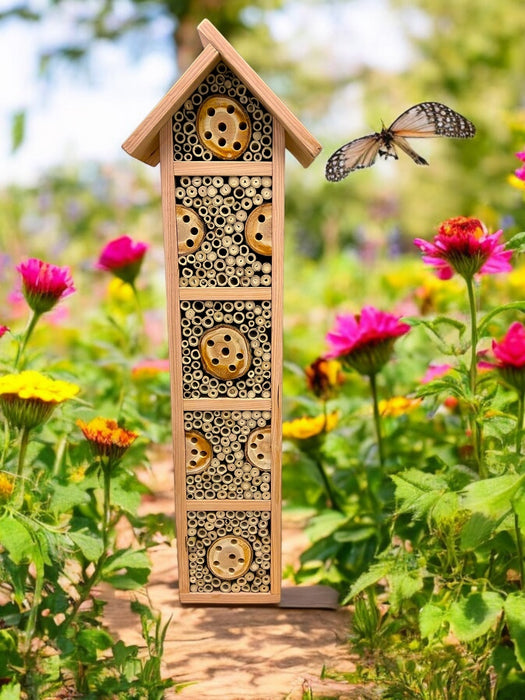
[62,459,114,631]
[15,427,31,506]
[513,509,524,590]
[131,282,145,350]
[465,275,484,476]
[23,563,44,656]
[465,275,478,395]
[313,454,344,513]
[102,462,112,551]
[516,391,525,456]
[15,311,42,369]
[369,373,385,469]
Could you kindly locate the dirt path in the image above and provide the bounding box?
[103,452,358,699]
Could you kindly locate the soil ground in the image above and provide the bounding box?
[103,450,361,699]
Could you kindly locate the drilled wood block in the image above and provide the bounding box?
[181,299,272,399]
[186,509,272,594]
[184,409,272,501]
[172,62,273,163]
[175,174,272,288]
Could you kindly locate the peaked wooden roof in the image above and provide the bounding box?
[122,19,322,168]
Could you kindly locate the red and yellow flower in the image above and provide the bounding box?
[77,417,139,462]
[414,216,512,281]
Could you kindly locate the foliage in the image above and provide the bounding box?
[0,227,178,698]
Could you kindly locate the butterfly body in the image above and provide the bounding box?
[325,102,475,181]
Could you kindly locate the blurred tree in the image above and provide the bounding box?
[0,0,282,74]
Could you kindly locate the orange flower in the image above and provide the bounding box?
[77,417,138,463]
[0,473,14,502]
[305,357,344,399]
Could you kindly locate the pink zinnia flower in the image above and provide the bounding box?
[131,358,170,379]
[492,322,525,392]
[0,326,9,339]
[414,216,512,280]
[17,258,75,314]
[420,363,452,384]
[515,150,525,182]
[325,306,411,375]
[97,235,149,285]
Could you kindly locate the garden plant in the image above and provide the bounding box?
[282,155,525,697]
[0,235,182,698]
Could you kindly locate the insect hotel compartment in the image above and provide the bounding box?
[175,174,273,288]
[186,509,272,594]
[181,299,272,399]
[185,409,272,501]
[172,61,273,162]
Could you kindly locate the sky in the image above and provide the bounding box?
[0,0,419,185]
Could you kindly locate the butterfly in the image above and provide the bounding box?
[325,102,476,182]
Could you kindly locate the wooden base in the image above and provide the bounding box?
[179,585,339,609]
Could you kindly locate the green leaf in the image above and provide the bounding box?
[387,570,423,614]
[10,111,25,153]
[505,231,525,252]
[503,592,525,670]
[447,591,503,642]
[0,682,21,700]
[333,526,377,543]
[110,482,141,515]
[460,512,498,551]
[69,530,104,561]
[461,474,525,517]
[76,628,113,662]
[391,469,449,520]
[0,516,36,564]
[101,548,150,590]
[50,482,90,514]
[478,302,525,337]
[344,561,392,602]
[419,603,447,640]
[304,511,349,541]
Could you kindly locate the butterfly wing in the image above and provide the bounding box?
[389,102,476,139]
[325,134,383,181]
[391,135,428,166]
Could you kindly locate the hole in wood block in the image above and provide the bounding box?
[185,430,212,474]
[176,205,205,256]
[197,95,251,160]
[200,325,251,380]
[245,203,272,256]
[245,426,272,470]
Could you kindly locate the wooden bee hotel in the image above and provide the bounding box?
[123,18,321,604]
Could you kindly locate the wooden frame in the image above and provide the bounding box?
[124,19,321,605]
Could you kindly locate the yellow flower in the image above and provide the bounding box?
[0,473,14,502]
[77,417,138,463]
[379,396,422,418]
[282,412,339,440]
[508,174,525,192]
[107,277,135,303]
[0,371,79,403]
[0,371,80,429]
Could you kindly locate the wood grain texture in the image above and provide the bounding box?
[183,398,271,412]
[160,122,190,596]
[179,287,272,301]
[180,592,280,605]
[197,19,322,168]
[270,119,285,598]
[122,44,220,166]
[185,500,272,511]
[173,161,272,176]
